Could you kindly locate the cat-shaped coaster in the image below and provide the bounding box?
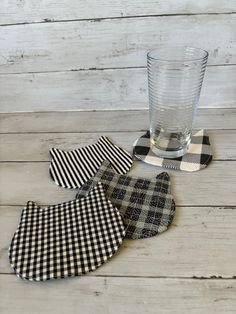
[133,129,212,172]
[9,182,125,281]
[76,160,176,240]
[49,136,133,189]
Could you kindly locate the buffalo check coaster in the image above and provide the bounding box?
[76,160,176,240]
[133,129,212,172]
[9,182,125,281]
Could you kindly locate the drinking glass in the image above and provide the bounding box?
[147,46,208,158]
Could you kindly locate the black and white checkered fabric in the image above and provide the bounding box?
[133,129,212,172]
[49,136,133,189]
[76,160,176,240]
[9,182,125,281]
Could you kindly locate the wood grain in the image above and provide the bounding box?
[0,108,235,313]
[0,275,235,314]
[0,161,235,206]
[1,109,236,133]
[1,0,236,25]
[1,205,236,277]
[0,65,235,112]
[0,15,235,75]
[0,130,235,162]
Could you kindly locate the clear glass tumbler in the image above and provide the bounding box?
[147,46,208,158]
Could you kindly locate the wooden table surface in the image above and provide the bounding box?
[0,109,236,314]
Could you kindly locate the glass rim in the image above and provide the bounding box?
[147,46,209,63]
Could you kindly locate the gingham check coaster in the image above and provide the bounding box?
[76,160,176,240]
[49,136,133,189]
[9,182,125,281]
[133,129,212,172]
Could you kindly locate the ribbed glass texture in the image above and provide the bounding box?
[147,46,208,158]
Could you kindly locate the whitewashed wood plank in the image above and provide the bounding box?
[0,275,235,314]
[0,132,137,161]
[1,109,235,133]
[0,130,235,162]
[200,65,236,108]
[1,0,235,25]
[0,161,235,206]
[1,205,235,277]
[0,15,235,74]
[0,66,235,112]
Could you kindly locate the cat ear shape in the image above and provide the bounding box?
[49,137,133,189]
[26,200,39,207]
[133,129,212,172]
[23,201,41,214]
[155,172,171,194]
[76,165,176,240]
[156,172,170,181]
[9,181,125,281]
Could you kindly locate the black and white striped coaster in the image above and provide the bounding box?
[133,129,212,172]
[9,182,125,281]
[49,136,133,189]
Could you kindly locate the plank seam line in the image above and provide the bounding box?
[0,205,227,208]
[1,112,236,116]
[1,159,235,162]
[0,66,146,75]
[0,160,235,163]
[1,128,236,134]
[0,130,149,134]
[0,12,236,27]
[0,63,235,76]
[0,108,235,114]
[0,273,235,280]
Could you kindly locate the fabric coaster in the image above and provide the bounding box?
[9,182,125,281]
[133,129,212,172]
[49,136,133,189]
[76,160,175,240]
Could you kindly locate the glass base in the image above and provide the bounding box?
[150,130,191,159]
[150,144,188,159]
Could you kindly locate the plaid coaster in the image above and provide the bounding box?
[76,160,176,240]
[49,136,133,189]
[133,129,212,172]
[9,182,125,281]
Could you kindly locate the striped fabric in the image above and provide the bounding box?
[49,136,133,189]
